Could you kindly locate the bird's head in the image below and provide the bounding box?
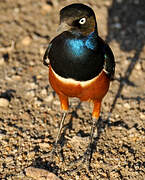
[58,3,97,36]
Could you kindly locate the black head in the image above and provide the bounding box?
[59,3,97,35]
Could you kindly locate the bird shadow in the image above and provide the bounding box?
[106,0,145,114]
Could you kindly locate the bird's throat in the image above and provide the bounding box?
[66,31,97,57]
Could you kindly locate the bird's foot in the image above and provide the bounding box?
[82,143,94,170]
[67,142,93,173]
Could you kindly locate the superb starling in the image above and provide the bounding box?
[43,3,115,159]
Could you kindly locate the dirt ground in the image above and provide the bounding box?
[0,0,145,179]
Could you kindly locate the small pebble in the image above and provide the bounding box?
[41,4,52,12]
[116,103,122,109]
[41,89,47,96]
[20,113,30,120]
[40,47,45,56]
[0,134,5,140]
[25,82,38,90]
[39,142,50,150]
[12,75,21,80]
[21,36,31,46]
[69,136,88,150]
[5,157,13,163]
[44,93,53,103]
[113,23,122,29]
[34,100,42,107]
[0,58,5,65]
[25,167,60,180]
[124,103,131,109]
[136,20,144,26]
[53,100,60,106]
[26,91,35,97]
[29,60,35,66]
[140,113,145,120]
[27,151,35,159]
[104,1,111,6]
[113,16,119,22]
[0,98,9,107]
[135,63,141,70]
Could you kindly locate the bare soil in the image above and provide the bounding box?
[0,0,145,179]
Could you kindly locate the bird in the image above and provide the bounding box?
[43,3,115,160]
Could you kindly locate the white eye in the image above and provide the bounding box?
[79,17,86,25]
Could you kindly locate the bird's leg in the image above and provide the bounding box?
[90,100,101,141]
[84,100,101,166]
[50,94,69,160]
[55,94,69,147]
[54,111,67,147]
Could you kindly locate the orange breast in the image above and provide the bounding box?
[49,65,110,102]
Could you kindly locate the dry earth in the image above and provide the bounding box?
[0,0,145,179]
